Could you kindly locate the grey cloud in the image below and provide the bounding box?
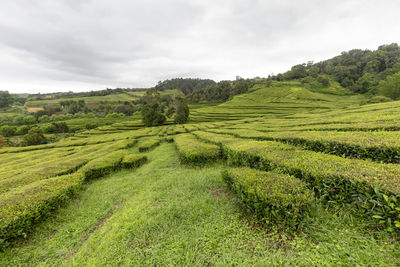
[0,0,399,93]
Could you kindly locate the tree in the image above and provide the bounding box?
[23,127,47,146]
[0,125,17,137]
[0,91,12,108]
[141,103,166,126]
[378,72,400,100]
[171,96,189,124]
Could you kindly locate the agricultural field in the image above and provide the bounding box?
[24,93,137,108]
[1,82,400,265]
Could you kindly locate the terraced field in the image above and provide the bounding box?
[1,84,400,265]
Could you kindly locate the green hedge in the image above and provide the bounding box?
[195,131,400,231]
[138,139,160,152]
[121,154,147,169]
[174,134,220,165]
[0,172,84,250]
[81,150,127,180]
[222,167,313,230]
[208,129,400,164]
[0,149,150,250]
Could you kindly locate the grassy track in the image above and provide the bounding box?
[1,143,399,266]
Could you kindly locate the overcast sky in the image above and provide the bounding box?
[0,0,399,93]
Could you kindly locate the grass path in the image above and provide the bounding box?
[1,143,399,266]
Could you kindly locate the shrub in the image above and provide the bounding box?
[16,125,31,135]
[0,125,17,137]
[121,154,147,169]
[81,150,127,180]
[0,172,83,250]
[0,135,3,148]
[196,131,400,231]
[174,134,220,165]
[208,128,400,164]
[85,122,99,130]
[222,167,313,230]
[22,127,47,146]
[138,139,160,152]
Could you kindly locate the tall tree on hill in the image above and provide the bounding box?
[0,91,12,108]
[167,95,189,124]
[378,72,400,100]
[140,89,166,126]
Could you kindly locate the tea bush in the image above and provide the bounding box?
[174,134,220,165]
[196,131,400,231]
[121,154,147,169]
[222,167,313,230]
[138,139,160,152]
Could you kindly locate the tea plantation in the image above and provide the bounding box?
[1,83,400,265]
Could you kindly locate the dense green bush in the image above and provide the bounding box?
[222,167,313,230]
[22,127,47,146]
[138,139,160,152]
[0,125,17,137]
[174,134,220,165]
[0,135,3,148]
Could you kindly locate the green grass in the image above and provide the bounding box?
[1,144,399,266]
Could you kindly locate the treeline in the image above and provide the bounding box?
[0,91,26,108]
[28,87,146,101]
[153,77,257,102]
[154,78,216,95]
[187,78,257,102]
[274,43,400,98]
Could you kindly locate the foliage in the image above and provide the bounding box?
[121,154,147,169]
[378,72,400,100]
[275,43,400,94]
[154,78,216,95]
[23,127,47,146]
[141,103,166,126]
[81,150,127,180]
[188,78,256,102]
[45,122,69,134]
[0,125,17,137]
[174,134,220,164]
[209,128,400,164]
[0,91,13,108]
[195,131,400,231]
[138,139,160,152]
[0,135,3,148]
[222,167,313,230]
[172,96,189,124]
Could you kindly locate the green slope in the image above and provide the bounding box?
[189,82,365,122]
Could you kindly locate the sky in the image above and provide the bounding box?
[0,0,399,94]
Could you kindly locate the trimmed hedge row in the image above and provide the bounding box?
[121,154,147,169]
[0,173,83,250]
[0,150,148,249]
[174,134,220,165]
[222,167,313,230]
[138,139,161,152]
[208,128,400,164]
[81,150,127,180]
[195,131,400,231]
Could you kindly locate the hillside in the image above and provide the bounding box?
[1,80,400,265]
[189,82,365,122]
